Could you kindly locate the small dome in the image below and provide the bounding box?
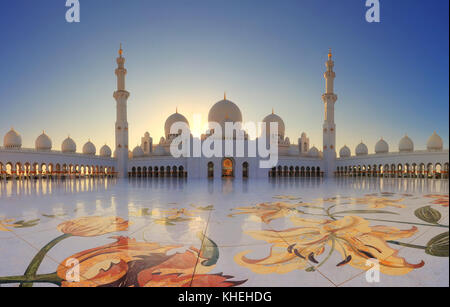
[144,131,150,138]
[208,97,243,131]
[153,145,166,156]
[100,144,112,157]
[355,142,368,156]
[284,137,290,145]
[427,132,443,151]
[3,128,22,148]
[339,145,351,158]
[375,138,389,154]
[61,137,76,153]
[399,135,414,152]
[132,146,144,158]
[35,132,52,151]
[308,146,319,157]
[82,140,96,155]
[159,137,166,144]
[164,111,190,138]
[262,112,285,138]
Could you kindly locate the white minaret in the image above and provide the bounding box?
[322,49,337,177]
[114,44,130,178]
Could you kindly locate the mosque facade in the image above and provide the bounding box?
[0,48,448,180]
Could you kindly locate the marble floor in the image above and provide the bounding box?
[0,177,448,287]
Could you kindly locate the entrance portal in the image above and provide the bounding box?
[222,158,234,177]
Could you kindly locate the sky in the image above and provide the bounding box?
[0,0,448,154]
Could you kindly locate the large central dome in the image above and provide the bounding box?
[164,111,189,138]
[208,97,243,131]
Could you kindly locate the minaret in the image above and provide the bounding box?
[322,49,337,177]
[114,44,130,178]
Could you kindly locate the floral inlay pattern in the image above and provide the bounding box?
[235,216,423,275]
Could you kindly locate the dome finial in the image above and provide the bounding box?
[224,92,227,100]
[272,108,274,114]
[176,106,178,114]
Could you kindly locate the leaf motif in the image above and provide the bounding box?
[426,232,449,257]
[197,232,219,266]
[414,206,442,224]
[191,204,214,211]
[12,219,40,228]
[154,219,176,226]
[42,214,56,218]
[42,214,66,218]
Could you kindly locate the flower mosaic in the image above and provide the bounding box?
[235,216,423,275]
[424,194,449,207]
[231,193,449,279]
[229,202,301,224]
[0,216,244,287]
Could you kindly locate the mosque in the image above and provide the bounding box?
[0,47,448,180]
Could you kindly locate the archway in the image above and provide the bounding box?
[172,166,178,177]
[242,162,249,178]
[208,162,214,178]
[222,158,234,178]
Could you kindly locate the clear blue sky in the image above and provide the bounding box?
[0,0,448,153]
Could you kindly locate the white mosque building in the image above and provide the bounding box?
[0,48,448,180]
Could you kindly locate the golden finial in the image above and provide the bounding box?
[176,107,178,114]
[328,48,332,59]
[272,108,274,114]
[119,43,123,57]
[224,92,227,100]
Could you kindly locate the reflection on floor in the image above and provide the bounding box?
[0,177,448,287]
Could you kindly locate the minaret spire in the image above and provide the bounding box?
[114,44,130,178]
[322,49,338,177]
